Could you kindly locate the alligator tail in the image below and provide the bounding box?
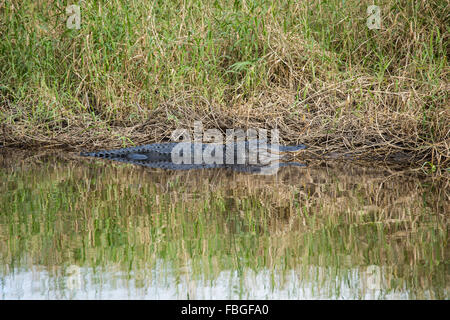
[80,150,125,158]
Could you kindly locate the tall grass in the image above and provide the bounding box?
[0,0,448,166]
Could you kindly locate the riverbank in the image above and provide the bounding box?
[1,1,448,168]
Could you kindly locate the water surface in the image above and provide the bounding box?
[0,150,448,299]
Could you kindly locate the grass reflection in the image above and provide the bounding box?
[0,152,448,299]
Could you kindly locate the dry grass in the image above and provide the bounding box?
[0,0,449,169]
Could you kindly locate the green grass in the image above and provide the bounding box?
[0,0,448,167]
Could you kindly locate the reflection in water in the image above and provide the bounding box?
[0,150,448,299]
[0,264,422,299]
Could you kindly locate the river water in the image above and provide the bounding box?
[0,150,448,299]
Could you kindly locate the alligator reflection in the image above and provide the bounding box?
[91,155,306,174]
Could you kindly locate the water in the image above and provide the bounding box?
[0,150,448,299]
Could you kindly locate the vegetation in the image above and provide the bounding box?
[0,0,448,167]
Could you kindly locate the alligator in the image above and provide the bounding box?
[80,140,307,174]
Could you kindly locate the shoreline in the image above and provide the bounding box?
[1,117,447,169]
[1,145,447,179]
